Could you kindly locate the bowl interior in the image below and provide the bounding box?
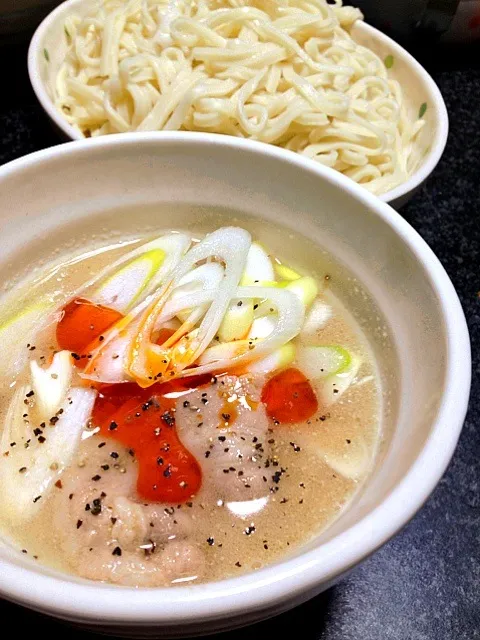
[0,136,460,609]
[30,0,445,208]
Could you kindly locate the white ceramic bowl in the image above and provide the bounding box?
[27,0,449,210]
[0,133,470,637]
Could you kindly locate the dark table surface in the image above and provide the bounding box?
[0,34,479,640]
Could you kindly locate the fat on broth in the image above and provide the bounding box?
[0,208,384,586]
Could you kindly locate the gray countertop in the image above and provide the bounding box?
[0,37,479,640]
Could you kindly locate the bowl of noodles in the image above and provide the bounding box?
[28,0,448,208]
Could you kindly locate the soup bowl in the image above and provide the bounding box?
[0,133,470,637]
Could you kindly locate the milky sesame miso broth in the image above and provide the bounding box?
[0,209,382,586]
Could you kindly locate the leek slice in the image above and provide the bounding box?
[274,263,301,281]
[85,233,191,311]
[296,345,361,406]
[321,354,361,406]
[300,298,333,341]
[0,386,96,522]
[248,314,276,340]
[285,276,318,308]
[30,350,73,421]
[82,227,251,385]
[218,299,254,342]
[0,301,58,379]
[296,345,351,379]
[241,242,274,285]
[182,285,304,377]
[171,262,224,325]
[248,343,296,374]
[219,241,275,341]
[91,249,166,313]
[198,340,251,365]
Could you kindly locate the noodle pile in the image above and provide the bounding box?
[55,0,426,194]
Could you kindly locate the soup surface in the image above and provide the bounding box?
[0,216,381,586]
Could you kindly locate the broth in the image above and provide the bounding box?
[0,211,382,586]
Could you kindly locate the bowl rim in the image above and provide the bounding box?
[27,0,449,207]
[0,131,470,625]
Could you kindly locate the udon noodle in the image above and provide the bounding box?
[55,0,426,194]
